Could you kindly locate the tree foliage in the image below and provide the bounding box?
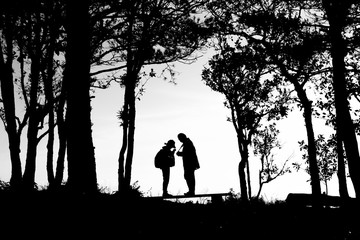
[253,123,291,198]
[202,39,291,200]
[298,134,340,194]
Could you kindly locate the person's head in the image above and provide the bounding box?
[177,133,187,143]
[166,139,175,148]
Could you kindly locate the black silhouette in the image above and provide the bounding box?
[323,0,360,197]
[202,41,291,201]
[155,140,176,197]
[114,1,209,193]
[1,1,360,239]
[176,133,200,196]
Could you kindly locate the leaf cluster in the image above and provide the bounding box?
[202,39,291,132]
[253,123,291,192]
[298,134,339,183]
[90,0,210,87]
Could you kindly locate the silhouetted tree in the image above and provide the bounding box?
[0,0,68,191]
[298,134,338,195]
[53,86,67,189]
[39,0,66,189]
[88,0,209,193]
[0,2,24,189]
[63,0,97,193]
[253,124,292,199]
[314,59,350,198]
[202,41,290,201]
[17,0,58,190]
[4,0,66,191]
[322,0,360,198]
[206,0,324,206]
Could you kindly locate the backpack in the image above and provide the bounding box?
[154,148,175,168]
[154,149,164,168]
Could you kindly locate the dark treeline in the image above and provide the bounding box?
[1,0,360,209]
[0,0,210,194]
[203,0,360,207]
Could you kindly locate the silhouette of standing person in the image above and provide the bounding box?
[155,140,176,197]
[176,133,200,196]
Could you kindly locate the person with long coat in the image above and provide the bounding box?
[176,133,200,196]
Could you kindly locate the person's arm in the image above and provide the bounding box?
[176,144,184,156]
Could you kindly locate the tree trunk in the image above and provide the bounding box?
[246,157,251,198]
[257,181,264,199]
[117,6,142,193]
[43,12,57,187]
[45,75,55,187]
[23,19,41,190]
[324,0,360,197]
[0,19,22,189]
[237,134,249,201]
[288,75,321,206]
[124,74,136,188]
[270,43,321,204]
[23,118,39,190]
[336,133,349,198]
[117,72,137,193]
[64,0,97,194]
[239,158,248,201]
[118,92,129,193]
[230,102,249,201]
[302,97,321,206]
[54,88,66,189]
[257,154,266,199]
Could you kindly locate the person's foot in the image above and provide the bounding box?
[163,192,173,197]
[184,191,195,197]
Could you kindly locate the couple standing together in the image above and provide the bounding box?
[155,133,200,197]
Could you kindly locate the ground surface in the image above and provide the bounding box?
[0,191,359,239]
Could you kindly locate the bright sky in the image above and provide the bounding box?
[0,52,355,200]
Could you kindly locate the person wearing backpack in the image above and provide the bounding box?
[155,140,176,197]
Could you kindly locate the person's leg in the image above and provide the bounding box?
[162,167,170,196]
[188,170,195,194]
[184,169,195,195]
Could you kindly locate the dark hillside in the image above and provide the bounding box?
[0,191,358,239]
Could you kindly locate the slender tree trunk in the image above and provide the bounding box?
[257,181,264,199]
[54,88,66,189]
[336,133,349,198]
[124,74,137,188]
[246,157,251,198]
[325,181,328,195]
[118,91,129,193]
[23,19,41,190]
[302,98,321,206]
[271,45,321,204]
[0,17,22,188]
[45,96,55,187]
[44,7,57,187]
[46,113,55,186]
[237,135,249,201]
[239,157,248,201]
[287,75,321,206]
[118,72,137,192]
[324,0,360,197]
[117,5,145,192]
[257,154,265,199]
[64,0,97,194]
[230,102,249,201]
[23,120,39,190]
[44,59,55,187]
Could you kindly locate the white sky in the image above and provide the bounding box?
[0,53,355,200]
